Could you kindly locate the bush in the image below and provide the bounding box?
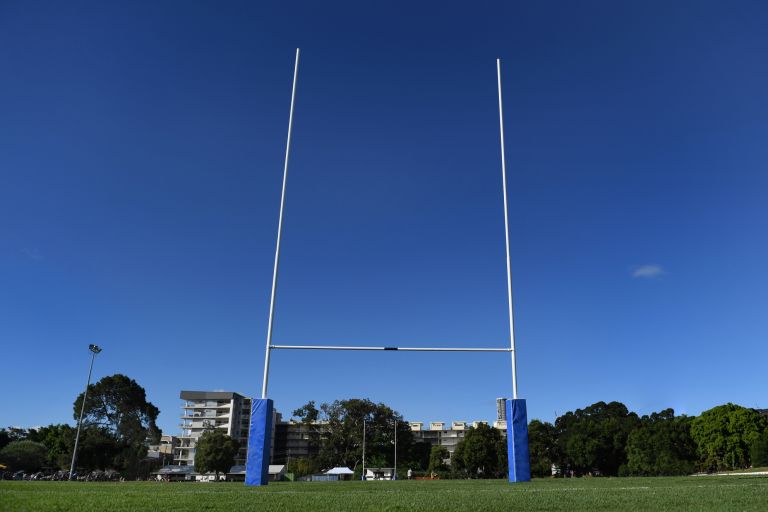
[0,440,48,472]
[750,430,768,468]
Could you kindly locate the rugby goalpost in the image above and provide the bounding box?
[245,48,530,485]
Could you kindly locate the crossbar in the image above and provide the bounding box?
[270,345,511,352]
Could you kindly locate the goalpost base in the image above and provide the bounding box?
[245,398,273,486]
[506,398,531,483]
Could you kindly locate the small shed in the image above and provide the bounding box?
[364,467,395,480]
[325,466,354,481]
[269,465,287,481]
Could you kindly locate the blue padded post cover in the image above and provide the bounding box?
[506,398,531,483]
[245,398,273,486]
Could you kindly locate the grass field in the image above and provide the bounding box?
[2,475,768,511]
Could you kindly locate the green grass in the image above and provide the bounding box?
[2,476,768,511]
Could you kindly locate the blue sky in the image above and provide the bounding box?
[2,1,767,436]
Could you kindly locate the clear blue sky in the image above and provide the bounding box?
[2,1,767,436]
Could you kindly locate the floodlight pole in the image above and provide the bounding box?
[497,59,518,400]
[393,419,397,480]
[70,344,101,480]
[261,48,300,399]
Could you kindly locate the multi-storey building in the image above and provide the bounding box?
[174,391,252,467]
[173,390,508,469]
[409,420,506,461]
[496,398,507,421]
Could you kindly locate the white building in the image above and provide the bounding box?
[174,391,252,468]
[410,419,507,462]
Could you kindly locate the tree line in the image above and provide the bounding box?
[529,401,768,477]
[0,374,160,478]
[287,399,768,479]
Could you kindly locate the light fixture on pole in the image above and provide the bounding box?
[69,344,102,480]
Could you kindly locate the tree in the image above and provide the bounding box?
[427,445,449,475]
[0,440,48,472]
[452,423,507,478]
[528,420,557,477]
[750,430,768,468]
[194,430,240,480]
[74,374,161,445]
[73,374,161,477]
[624,409,697,476]
[554,401,639,476]
[691,404,768,471]
[292,398,421,472]
[286,457,319,478]
[0,428,27,451]
[26,424,76,469]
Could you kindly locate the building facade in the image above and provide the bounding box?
[408,420,507,462]
[174,391,252,467]
[173,390,508,468]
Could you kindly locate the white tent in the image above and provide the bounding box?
[325,467,354,475]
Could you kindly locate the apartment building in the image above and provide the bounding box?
[409,420,507,461]
[172,389,508,468]
[174,391,252,467]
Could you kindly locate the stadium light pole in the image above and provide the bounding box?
[393,419,397,480]
[69,344,102,480]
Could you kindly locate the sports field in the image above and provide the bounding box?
[2,476,767,511]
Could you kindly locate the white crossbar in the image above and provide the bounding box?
[270,345,511,352]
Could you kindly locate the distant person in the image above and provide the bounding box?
[407,468,413,480]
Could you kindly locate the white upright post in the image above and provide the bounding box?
[261,48,300,399]
[497,59,518,400]
[362,418,366,480]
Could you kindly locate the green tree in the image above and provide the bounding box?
[74,374,161,445]
[750,430,768,468]
[194,430,240,480]
[73,374,161,477]
[26,424,76,469]
[554,401,639,476]
[427,445,449,475]
[528,420,557,477]
[691,404,768,471]
[0,440,48,472]
[452,423,507,478]
[293,398,418,473]
[0,428,27,451]
[286,457,319,478]
[624,409,697,476]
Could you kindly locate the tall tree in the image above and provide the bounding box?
[690,403,767,471]
[194,430,240,480]
[528,420,557,477]
[452,423,507,478]
[554,401,639,476]
[624,409,697,476]
[293,398,420,472]
[73,374,161,477]
[427,445,449,475]
[73,374,161,445]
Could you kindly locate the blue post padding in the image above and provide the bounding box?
[245,398,273,486]
[506,398,531,483]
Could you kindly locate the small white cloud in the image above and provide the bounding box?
[21,248,43,261]
[632,265,664,278]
